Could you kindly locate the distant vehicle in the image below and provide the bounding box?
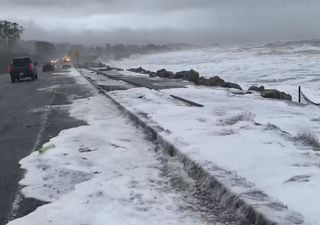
[8,57,38,83]
[62,56,72,69]
[63,57,71,63]
[62,64,72,69]
[42,62,55,72]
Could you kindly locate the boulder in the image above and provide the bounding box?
[128,67,158,77]
[98,68,112,72]
[208,76,226,86]
[174,71,189,79]
[187,70,200,84]
[148,72,157,77]
[223,82,243,90]
[197,77,209,86]
[174,69,199,83]
[156,69,175,78]
[197,76,226,87]
[128,67,149,74]
[261,89,292,101]
[135,67,145,73]
[248,85,265,92]
[113,67,124,71]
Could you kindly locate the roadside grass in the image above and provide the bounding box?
[223,111,255,126]
[296,132,320,151]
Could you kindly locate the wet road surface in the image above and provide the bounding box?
[0,70,88,225]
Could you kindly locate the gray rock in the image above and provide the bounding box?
[148,72,157,77]
[197,77,209,86]
[257,86,265,92]
[174,71,189,79]
[98,66,123,72]
[174,70,199,84]
[261,89,292,101]
[128,67,157,77]
[187,70,200,84]
[223,82,243,90]
[156,69,175,78]
[198,76,226,87]
[128,67,152,74]
[208,76,226,86]
[248,85,265,92]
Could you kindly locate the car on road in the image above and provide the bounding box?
[62,64,72,69]
[62,56,72,69]
[42,62,55,72]
[8,57,38,82]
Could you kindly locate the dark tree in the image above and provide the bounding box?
[0,20,24,51]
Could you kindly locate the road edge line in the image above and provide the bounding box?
[6,89,57,223]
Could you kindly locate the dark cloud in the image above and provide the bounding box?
[1,0,320,45]
[1,0,221,13]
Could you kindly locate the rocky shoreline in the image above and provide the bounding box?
[127,67,293,101]
[96,64,292,101]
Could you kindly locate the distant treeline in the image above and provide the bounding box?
[0,41,191,73]
[102,43,192,59]
[16,41,192,62]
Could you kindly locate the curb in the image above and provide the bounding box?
[79,69,305,225]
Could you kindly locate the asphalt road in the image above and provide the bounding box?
[0,69,89,225]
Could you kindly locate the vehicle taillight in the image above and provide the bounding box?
[29,63,33,71]
[8,65,11,73]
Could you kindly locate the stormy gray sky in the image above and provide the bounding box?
[1,0,320,45]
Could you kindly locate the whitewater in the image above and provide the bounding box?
[94,41,320,224]
[105,41,320,102]
[9,43,320,225]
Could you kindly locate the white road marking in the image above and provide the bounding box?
[6,89,57,222]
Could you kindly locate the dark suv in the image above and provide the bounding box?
[42,62,55,72]
[8,57,38,82]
